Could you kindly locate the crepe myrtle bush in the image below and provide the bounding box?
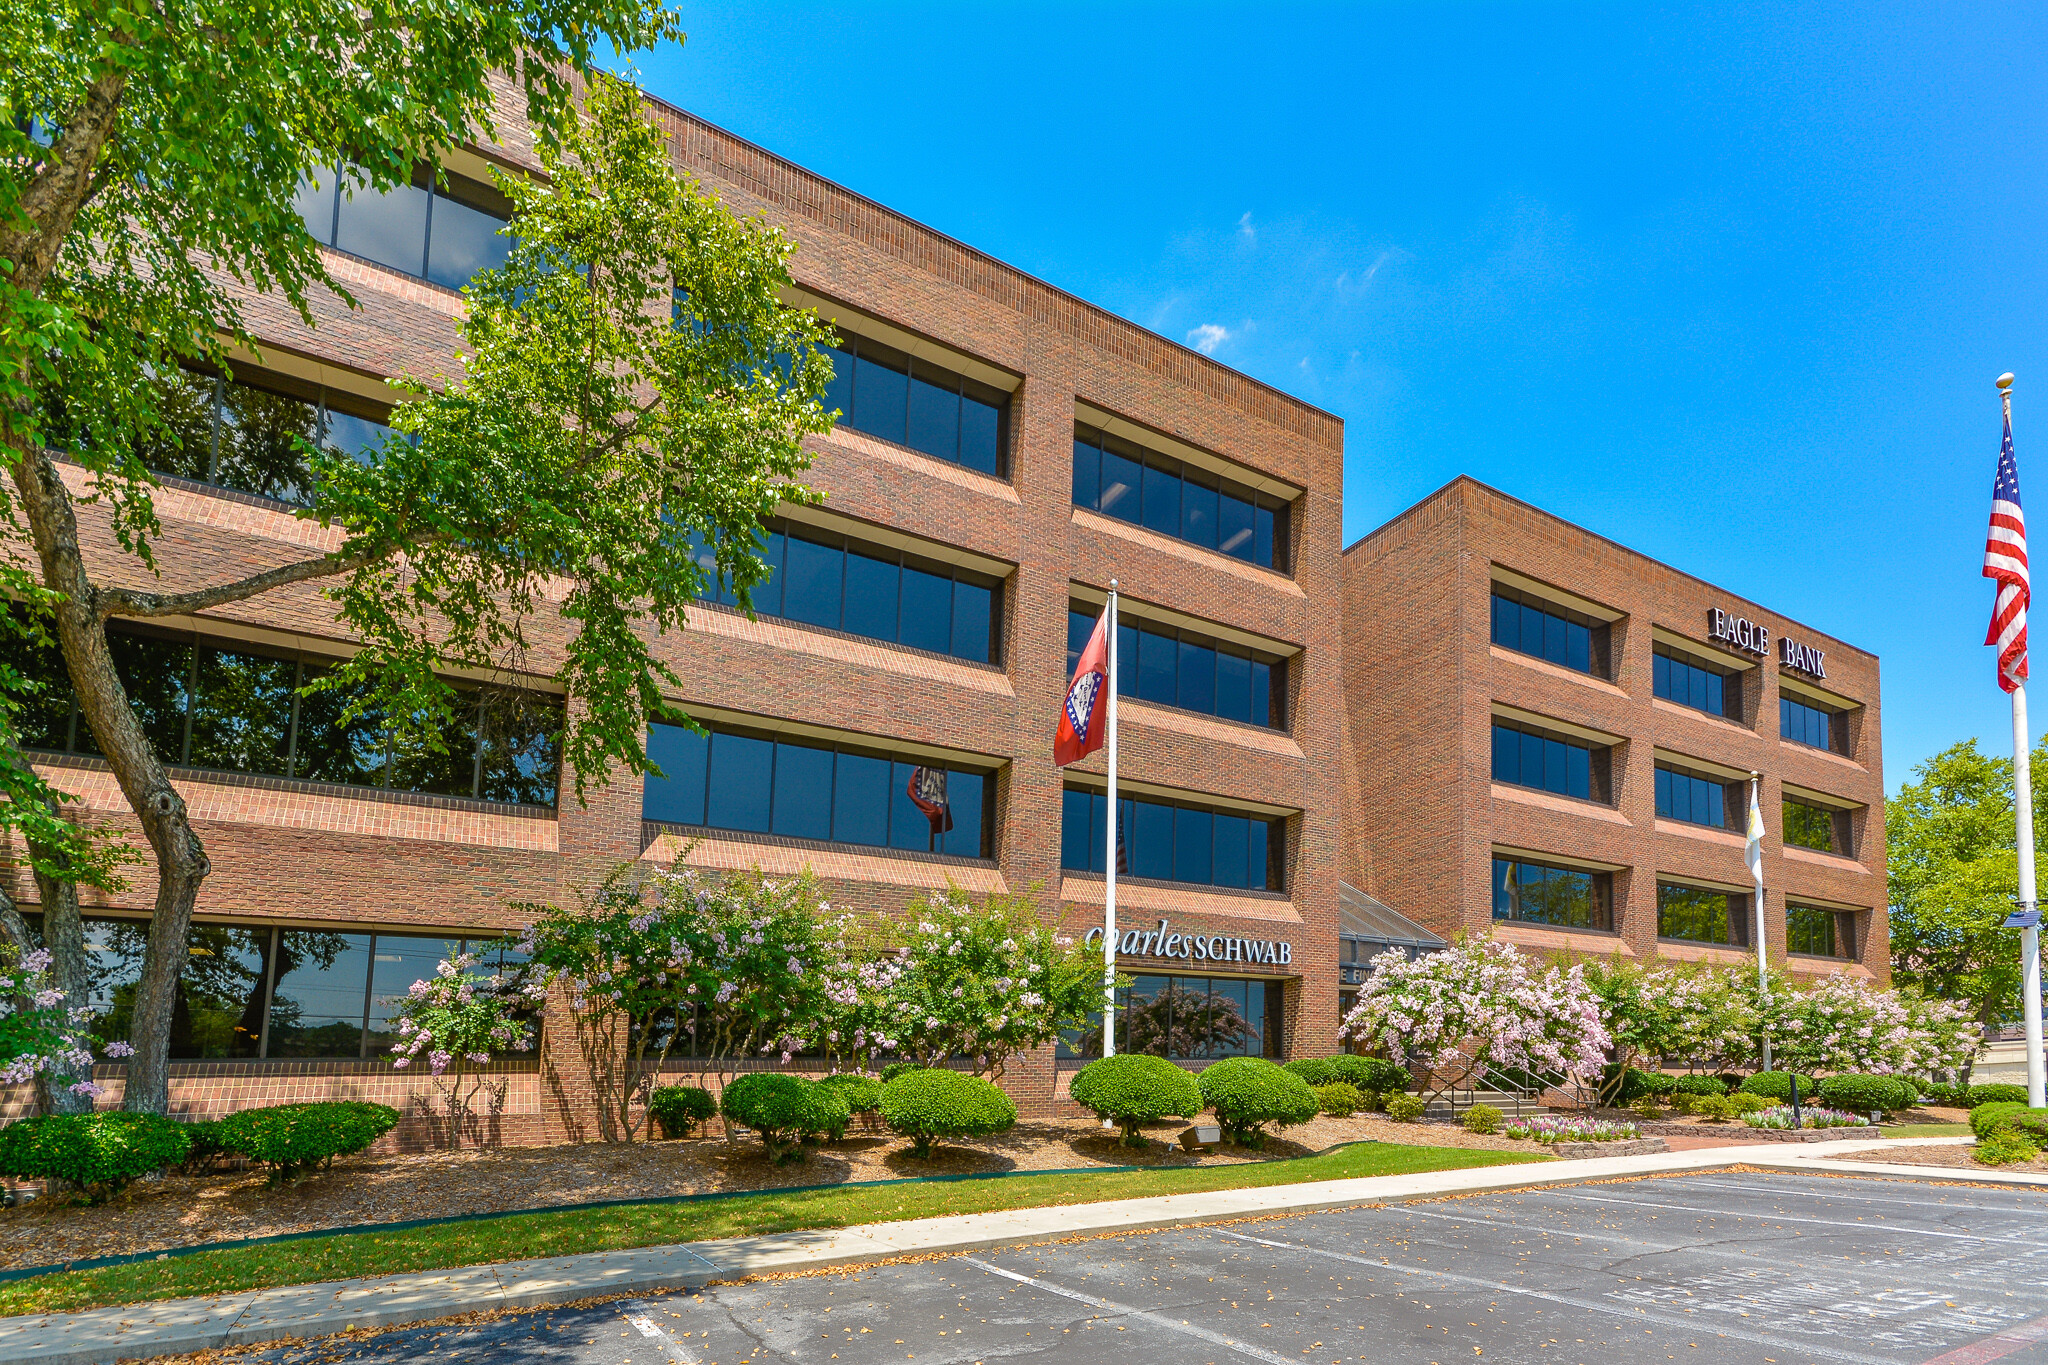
[879,1068,1016,1158]
[0,946,135,1106]
[719,1073,847,1165]
[386,951,543,1147]
[647,1085,716,1140]
[0,1111,189,1202]
[213,1102,399,1185]
[1069,1054,1204,1147]
[1196,1057,1318,1148]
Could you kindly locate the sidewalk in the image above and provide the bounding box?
[0,1136,2005,1365]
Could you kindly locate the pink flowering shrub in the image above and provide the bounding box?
[385,951,543,1145]
[0,947,133,1106]
[1339,935,1610,1097]
[1763,973,1980,1077]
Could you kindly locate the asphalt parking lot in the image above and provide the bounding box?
[239,1170,2048,1365]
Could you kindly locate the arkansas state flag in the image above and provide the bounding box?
[1056,607,1110,767]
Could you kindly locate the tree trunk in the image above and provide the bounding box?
[5,443,210,1116]
[29,863,92,1114]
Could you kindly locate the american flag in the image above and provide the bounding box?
[1985,406,2030,692]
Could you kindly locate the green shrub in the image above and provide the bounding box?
[1197,1057,1320,1147]
[1383,1092,1427,1122]
[880,1069,1016,1158]
[720,1074,847,1165]
[879,1060,924,1085]
[1692,1094,1738,1122]
[1974,1129,2039,1167]
[1357,1088,1387,1113]
[1462,1103,1503,1135]
[1729,1091,1773,1115]
[1968,1082,2032,1109]
[1324,1055,1410,1095]
[1970,1102,2048,1142]
[1739,1071,1820,1102]
[1818,1073,1915,1115]
[1283,1058,1339,1087]
[1670,1075,1728,1097]
[175,1119,231,1175]
[0,1113,191,1203]
[215,1102,397,1185]
[647,1085,717,1139]
[1069,1055,1203,1147]
[1665,1094,1698,1116]
[1606,1067,1677,1103]
[1314,1082,1363,1117]
[816,1074,884,1139]
[1629,1095,1665,1121]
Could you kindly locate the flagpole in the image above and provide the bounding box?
[2001,374,2046,1110]
[1102,580,1120,1062]
[1749,771,1772,1074]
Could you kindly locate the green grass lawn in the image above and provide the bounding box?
[1883,1122,1972,1138]
[0,1140,1544,1318]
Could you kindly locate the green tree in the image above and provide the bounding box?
[2,3,835,1116]
[1886,738,2045,1041]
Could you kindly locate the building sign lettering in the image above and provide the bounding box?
[1779,635,1827,679]
[1084,917,1293,967]
[1707,607,1770,657]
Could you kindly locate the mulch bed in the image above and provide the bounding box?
[0,1112,1542,1271]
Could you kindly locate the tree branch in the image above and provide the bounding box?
[97,545,387,620]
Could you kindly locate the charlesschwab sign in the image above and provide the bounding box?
[1084,917,1294,967]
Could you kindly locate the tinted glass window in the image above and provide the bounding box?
[300,164,511,292]
[826,333,1008,473]
[134,364,398,504]
[1491,857,1611,930]
[1059,787,1281,890]
[842,549,900,643]
[1658,884,1746,945]
[641,721,991,856]
[334,175,431,276]
[367,933,464,1055]
[1787,906,1844,957]
[898,566,954,655]
[1072,607,1284,729]
[170,925,274,1059]
[424,192,512,291]
[1491,721,1592,800]
[1784,799,1839,853]
[1489,588,1595,674]
[1655,765,1728,828]
[188,646,295,776]
[1059,974,1281,1061]
[1654,645,1733,718]
[1073,425,1289,570]
[267,930,374,1058]
[1781,696,1836,750]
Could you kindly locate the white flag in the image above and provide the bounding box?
[1744,778,1765,881]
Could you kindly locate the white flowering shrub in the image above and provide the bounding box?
[1338,935,1610,1097]
[385,951,544,1145]
[1762,973,1980,1077]
[0,947,133,1105]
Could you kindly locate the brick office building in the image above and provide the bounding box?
[2,86,1346,1138]
[1338,477,1887,986]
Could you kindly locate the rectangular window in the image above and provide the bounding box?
[1657,883,1750,945]
[1057,974,1283,1061]
[1491,857,1613,931]
[0,620,562,807]
[1783,799,1843,854]
[1653,643,1740,719]
[1058,786,1283,891]
[1066,608,1286,729]
[1655,763,1731,828]
[297,163,513,290]
[691,519,1003,665]
[1072,424,1291,571]
[819,334,1009,475]
[642,721,993,858]
[1490,720,1596,801]
[1489,586,1603,675]
[1787,905,1850,959]
[1780,696,1840,752]
[124,364,397,504]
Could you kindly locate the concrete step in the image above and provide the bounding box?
[1422,1090,1552,1121]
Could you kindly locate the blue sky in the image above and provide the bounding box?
[637,3,2048,793]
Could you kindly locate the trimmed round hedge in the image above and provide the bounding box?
[0,1112,190,1202]
[721,1074,848,1164]
[1324,1055,1410,1095]
[1070,1055,1204,1147]
[1818,1073,1915,1115]
[1670,1074,1728,1097]
[1384,1092,1427,1122]
[880,1069,1015,1157]
[1739,1071,1820,1102]
[1968,1082,2031,1109]
[1314,1082,1363,1117]
[215,1101,397,1185]
[1971,1102,2048,1142]
[879,1061,924,1084]
[1283,1058,1340,1087]
[1196,1057,1318,1148]
[1462,1102,1503,1135]
[648,1084,717,1139]
[817,1074,884,1140]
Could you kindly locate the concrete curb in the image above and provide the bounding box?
[0,1136,2023,1365]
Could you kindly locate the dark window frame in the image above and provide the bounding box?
[1066,605,1287,731]
[1071,423,1293,573]
[1654,761,1736,829]
[1490,855,1615,932]
[1656,882,1752,946]
[1058,785,1285,892]
[819,332,1012,477]
[1489,584,1609,677]
[1490,717,1610,803]
[1787,904,1854,960]
[297,161,514,292]
[1783,798,1850,856]
[1653,641,1742,720]
[1780,693,1846,754]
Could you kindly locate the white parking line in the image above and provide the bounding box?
[1541,1190,2048,1247]
[1209,1227,1899,1365]
[1658,1177,2048,1217]
[618,1302,700,1364]
[960,1255,1299,1365]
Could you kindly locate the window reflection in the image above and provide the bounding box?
[1492,857,1612,931]
[820,335,1008,474]
[1067,609,1282,729]
[1072,424,1288,570]
[1058,787,1280,890]
[1657,883,1748,945]
[299,163,513,291]
[1058,975,1280,1060]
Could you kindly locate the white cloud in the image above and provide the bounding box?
[1237,211,1256,242]
[1187,323,1232,355]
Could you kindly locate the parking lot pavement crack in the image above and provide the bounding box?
[1207,1227,1900,1365]
[959,1255,1300,1365]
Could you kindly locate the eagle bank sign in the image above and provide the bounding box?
[1084,918,1294,967]
[1707,607,1827,679]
